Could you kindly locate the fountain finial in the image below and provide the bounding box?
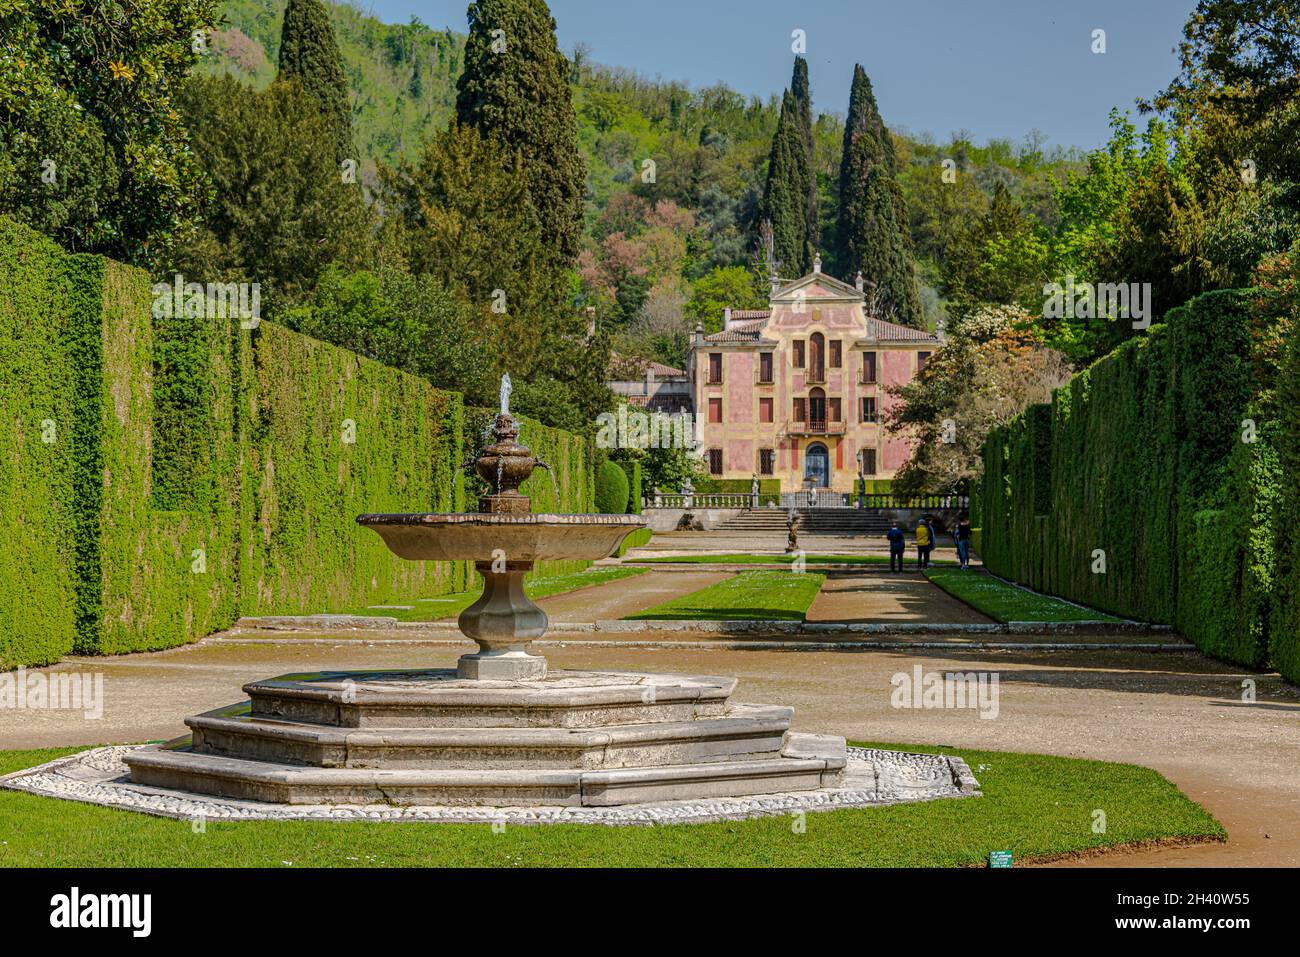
[499,373,512,415]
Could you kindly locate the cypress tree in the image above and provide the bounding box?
[278,0,355,164]
[790,56,818,248]
[762,91,812,276]
[455,0,586,268]
[836,65,922,327]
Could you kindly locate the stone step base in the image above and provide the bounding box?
[243,669,735,729]
[186,703,794,770]
[123,738,847,807]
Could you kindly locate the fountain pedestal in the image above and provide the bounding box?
[456,560,548,680]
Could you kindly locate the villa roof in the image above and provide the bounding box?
[701,319,768,343]
[609,353,687,378]
[861,317,941,343]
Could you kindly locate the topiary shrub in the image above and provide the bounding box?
[595,460,630,514]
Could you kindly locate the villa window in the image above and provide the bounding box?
[707,448,723,475]
[793,397,806,422]
[861,448,877,475]
[708,397,722,423]
[861,397,878,423]
[829,340,842,368]
[862,351,877,384]
[708,352,723,384]
[917,351,930,374]
[759,352,773,384]
[759,397,773,423]
[793,340,805,368]
[759,449,775,475]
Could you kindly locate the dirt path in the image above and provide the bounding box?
[535,570,731,621]
[2,639,1295,867]
[806,571,994,624]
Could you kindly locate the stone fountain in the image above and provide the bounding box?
[99,378,975,817]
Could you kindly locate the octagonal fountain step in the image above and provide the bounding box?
[183,702,795,770]
[123,733,847,807]
[241,669,737,729]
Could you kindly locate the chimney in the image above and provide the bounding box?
[723,306,732,331]
[854,271,864,293]
[769,272,780,296]
[812,253,822,274]
[936,318,947,343]
[585,305,597,338]
[694,322,705,343]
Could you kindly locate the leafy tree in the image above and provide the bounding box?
[0,0,220,264]
[284,265,495,405]
[685,265,766,332]
[836,65,922,327]
[278,0,355,163]
[169,74,373,315]
[455,0,586,267]
[761,90,812,275]
[885,306,1070,494]
[379,120,555,378]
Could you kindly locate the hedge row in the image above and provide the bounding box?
[0,219,593,668]
[0,220,80,668]
[980,290,1295,680]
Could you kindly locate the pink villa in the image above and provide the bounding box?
[689,256,940,493]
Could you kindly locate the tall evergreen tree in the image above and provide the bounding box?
[790,56,818,251]
[455,0,586,268]
[278,0,354,164]
[761,91,812,276]
[836,65,923,327]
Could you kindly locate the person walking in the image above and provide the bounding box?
[886,521,906,572]
[955,514,973,570]
[914,516,932,569]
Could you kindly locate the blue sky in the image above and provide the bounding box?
[356,0,1195,150]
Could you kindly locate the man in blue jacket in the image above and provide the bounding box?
[886,521,906,572]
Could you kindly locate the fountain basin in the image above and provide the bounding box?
[357,512,645,563]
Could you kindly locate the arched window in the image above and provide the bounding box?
[809,332,825,381]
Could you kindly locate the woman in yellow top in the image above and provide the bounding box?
[915,517,933,569]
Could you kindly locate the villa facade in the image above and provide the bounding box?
[688,258,940,493]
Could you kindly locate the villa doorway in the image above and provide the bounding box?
[804,442,830,489]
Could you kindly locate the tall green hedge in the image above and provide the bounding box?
[0,218,593,668]
[1271,332,1300,681]
[240,323,469,617]
[980,290,1291,677]
[0,220,79,668]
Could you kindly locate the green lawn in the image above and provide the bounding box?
[636,553,956,566]
[925,568,1124,623]
[0,744,1223,867]
[623,569,825,621]
[346,566,648,622]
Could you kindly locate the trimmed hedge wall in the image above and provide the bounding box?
[693,477,782,497]
[980,290,1293,679]
[0,219,593,668]
[1271,333,1300,681]
[240,323,469,617]
[0,220,80,668]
